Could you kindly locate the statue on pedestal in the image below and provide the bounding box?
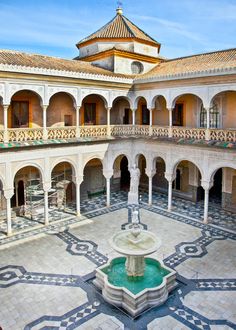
[128,164,140,205]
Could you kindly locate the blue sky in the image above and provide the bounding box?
[0,0,235,59]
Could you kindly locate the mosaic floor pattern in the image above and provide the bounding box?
[0,200,235,329]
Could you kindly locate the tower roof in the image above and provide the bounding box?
[77,10,161,50]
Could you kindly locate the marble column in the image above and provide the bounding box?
[43,105,48,140]
[76,106,81,138]
[4,189,14,236]
[107,107,111,136]
[132,109,136,126]
[3,105,9,143]
[76,182,81,217]
[168,108,173,138]
[203,187,209,224]
[44,190,49,225]
[106,177,111,207]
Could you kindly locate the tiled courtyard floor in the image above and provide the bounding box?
[0,199,235,330]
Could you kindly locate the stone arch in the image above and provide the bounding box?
[82,155,104,172]
[12,164,44,210]
[112,154,130,191]
[112,96,132,108]
[9,89,44,128]
[81,94,108,125]
[151,95,168,110]
[111,96,132,125]
[48,90,77,106]
[8,87,44,105]
[171,158,204,180]
[81,157,105,200]
[170,92,204,109]
[209,87,236,106]
[134,96,148,110]
[209,162,236,183]
[48,92,76,127]
[50,158,77,180]
[12,162,44,184]
[208,90,236,129]
[81,93,108,109]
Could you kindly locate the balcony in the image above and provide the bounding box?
[1,125,236,147]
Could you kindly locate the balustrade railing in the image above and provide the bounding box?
[8,128,43,142]
[0,125,236,144]
[47,126,76,140]
[80,125,107,138]
[210,128,236,143]
[172,127,206,140]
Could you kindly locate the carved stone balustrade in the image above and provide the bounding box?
[0,125,236,144]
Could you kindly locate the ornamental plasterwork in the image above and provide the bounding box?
[7,83,45,103]
[48,86,77,102]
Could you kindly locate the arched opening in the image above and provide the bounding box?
[172,94,203,128]
[210,167,236,211]
[48,92,75,127]
[10,90,42,128]
[120,156,130,191]
[152,96,168,126]
[136,97,149,125]
[152,157,167,193]
[137,154,148,192]
[11,166,42,218]
[111,97,131,125]
[209,91,236,129]
[81,94,107,126]
[51,162,75,211]
[81,158,105,200]
[173,160,203,202]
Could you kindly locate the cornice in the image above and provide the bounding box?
[0,63,134,85]
[135,67,236,84]
[81,49,161,64]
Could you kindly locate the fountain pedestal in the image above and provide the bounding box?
[125,255,145,277]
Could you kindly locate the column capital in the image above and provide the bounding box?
[103,170,113,180]
[165,172,175,182]
[42,105,49,111]
[74,176,84,185]
[3,104,10,110]
[201,180,213,191]
[4,189,14,199]
[43,181,51,192]
[145,169,156,178]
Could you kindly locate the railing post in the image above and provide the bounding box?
[168,108,173,138]
[3,105,9,143]
[76,106,81,138]
[43,105,48,141]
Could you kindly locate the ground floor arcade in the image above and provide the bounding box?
[0,203,235,329]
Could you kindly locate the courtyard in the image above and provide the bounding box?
[0,197,235,330]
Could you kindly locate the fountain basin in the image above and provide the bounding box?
[94,257,177,317]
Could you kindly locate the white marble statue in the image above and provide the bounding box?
[128,164,140,205]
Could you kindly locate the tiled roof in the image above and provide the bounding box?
[138,48,236,80]
[0,49,127,77]
[77,13,160,47]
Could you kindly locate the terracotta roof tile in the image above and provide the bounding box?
[138,48,236,80]
[0,49,128,77]
[77,14,160,46]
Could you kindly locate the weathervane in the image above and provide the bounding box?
[116,0,123,14]
[117,1,123,8]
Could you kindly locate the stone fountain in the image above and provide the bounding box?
[93,209,177,317]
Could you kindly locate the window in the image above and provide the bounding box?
[200,102,219,128]
[173,104,183,126]
[11,101,29,128]
[131,61,144,74]
[142,105,150,125]
[84,103,96,125]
